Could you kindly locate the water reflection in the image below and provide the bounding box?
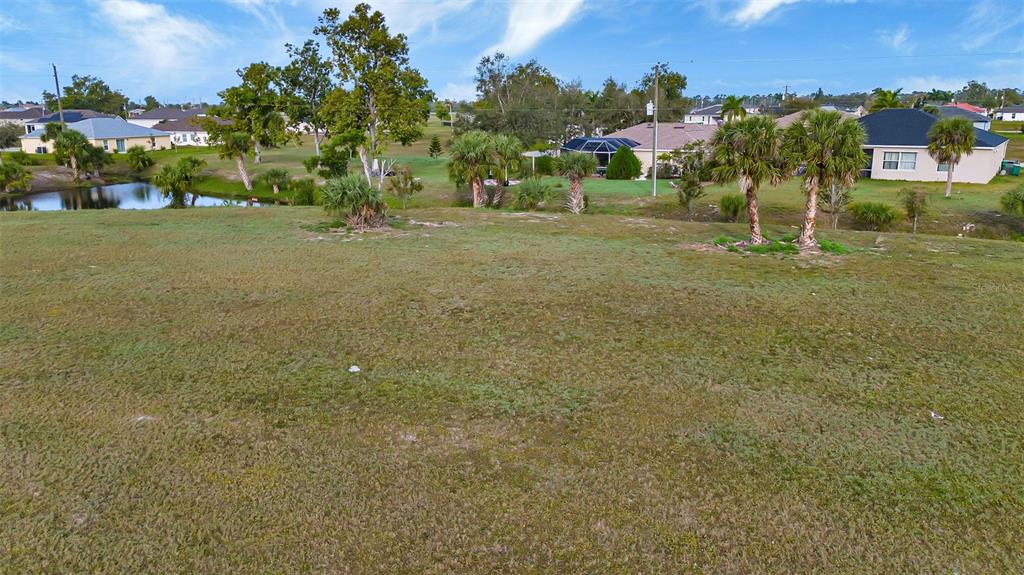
[0,183,258,211]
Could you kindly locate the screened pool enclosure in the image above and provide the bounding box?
[560,137,640,173]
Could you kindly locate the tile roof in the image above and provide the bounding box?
[936,106,988,122]
[606,122,719,150]
[857,108,1007,149]
[22,117,169,140]
[0,106,46,120]
[948,102,987,114]
[775,108,858,128]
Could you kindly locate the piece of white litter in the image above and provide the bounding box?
[133,415,157,423]
[348,365,361,373]
[930,410,944,420]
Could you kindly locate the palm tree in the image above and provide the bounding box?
[153,156,207,207]
[41,125,89,182]
[216,131,254,191]
[710,115,790,244]
[490,134,523,207]
[928,117,976,198]
[259,168,290,195]
[447,131,494,208]
[556,152,597,214]
[721,96,747,122]
[869,88,904,112]
[783,110,867,248]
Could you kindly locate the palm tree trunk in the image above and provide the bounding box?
[70,155,79,182]
[944,162,954,198]
[357,145,373,186]
[272,184,280,195]
[253,142,262,164]
[797,176,819,248]
[740,174,764,244]
[567,178,585,214]
[472,176,485,208]
[236,155,252,191]
[912,215,918,233]
[492,181,504,208]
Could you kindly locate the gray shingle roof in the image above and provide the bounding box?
[0,106,46,120]
[22,117,168,139]
[936,106,988,122]
[997,105,1024,113]
[689,104,723,115]
[130,106,206,120]
[858,108,1007,149]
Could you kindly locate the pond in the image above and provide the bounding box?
[0,183,261,212]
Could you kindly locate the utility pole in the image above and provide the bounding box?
[448,101,454,137]
[51,64,65,126]
[651,62,659,198]
[783,84,790,101]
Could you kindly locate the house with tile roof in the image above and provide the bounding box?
[0,105,47,129]
[20,117,171,154]
[605,122,719,174]
[153,116,231,147]
[128,106,208,129]
[858,109,1007,184]
[22,109,116,134]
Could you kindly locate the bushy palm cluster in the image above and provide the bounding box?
[153,156,207,208]
[320,175,388,229]
[447,130,523,208]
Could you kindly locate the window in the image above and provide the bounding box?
[937,162,949,172]
[883,151,917,171]
[116,139,126,153]
[102,139,109,151]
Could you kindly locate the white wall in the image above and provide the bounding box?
[867,144,1006,184]
[127,118,164,129]
[683,114,718,125]
[167,131,211,147]
[996,111,1024,121]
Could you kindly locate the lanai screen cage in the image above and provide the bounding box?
[560,137,640,174]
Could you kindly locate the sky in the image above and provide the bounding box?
[0,0,1021,106]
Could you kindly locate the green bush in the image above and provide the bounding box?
[818,238,850,254]
[6,150,37,166]
[746,240,799,254]
[605,146,641,180]
[320,175,388,229]
[513,178,553,210]
[290,178,318,206]
[850,202,901,231]
[534,155,554,176]
[718,194,745,222]
[999,186,1024,216]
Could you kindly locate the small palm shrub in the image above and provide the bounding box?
[850,202,900,230]
[7,151,38,165]
[126,146,154,173]
[718,194,745,222]
[1000,185,1024,216]
[534,155,554,176]
[320,175,388,229]
[290,178,318,206]
[513,178,553,210]
[900,188,929,233]
[605,146,642,180]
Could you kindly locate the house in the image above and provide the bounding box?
[684,104,722,125]
[935,105,991,130]
[0,105,47,129]
[947,102,987,115]
[858,109,1007,184]
[775,108,858,128]
[20,117,171,154]
[994,105,1024,122]
[605,122,719,174]
[128,106,207,129]
[153,116,230,147]
[22,109,115,133]
[559,137,640,173]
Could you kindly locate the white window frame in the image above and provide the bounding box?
[899,152,917,171]
[882,152,900,170]
[937,162,949,172]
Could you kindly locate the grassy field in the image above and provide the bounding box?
[1,207,1023,572]
[991,119,1023,133]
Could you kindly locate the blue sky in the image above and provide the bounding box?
[0,0,1021,105]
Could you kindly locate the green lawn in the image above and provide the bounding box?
[1,207,1023,572]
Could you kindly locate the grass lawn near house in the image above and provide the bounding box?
[990,119,1023,133]
[1,207,1022,573]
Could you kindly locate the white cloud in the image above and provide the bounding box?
[878,24,912,51]
[0,13,19,31]
[899,75,967,92]
[96,0,222,72]
[482,0,585,58]
[305,0,475,36]
[732,0,800,25]
[960,0,1024,50]
[440,82,476,101]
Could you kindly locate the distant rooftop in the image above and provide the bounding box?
[22,117,170,140]
[606,122,718,150]
[131,106,207,120]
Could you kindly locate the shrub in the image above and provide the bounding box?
[999,185,1024,216]
[900,187,929,233]
[605,146,641,180]
[818,238,850,254]
[386,166,423,209]
[320,175,388,229]
[0,123,22,148]
[718,194,745,222]
[428,135,442,158]
[746,240,799,254]
[0,162,32,193]
[675,174,706,216]
[513,178,553,210]
[818,184,853,229]
[6,150,37,166]
[290,178,318,206]
[850,202,900,230]
[534,155,554,176]
[126,146,154,173]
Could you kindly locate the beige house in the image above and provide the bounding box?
[859,109,1008,184]
[605,122,719,173]
[21,117,171,154]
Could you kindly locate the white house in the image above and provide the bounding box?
[994,105,1024,122]
[128,106,207,129]
[858,109,1007,184]
[153,116,229,147]
[683,104,722,125]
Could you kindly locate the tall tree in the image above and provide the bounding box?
[721,96,747,121]
[447,130,494,208]
[639,63,689,120]
[42,75,128,115]
[557,152,598,215]
[41,124,89,181]
[315,3,433,186]
[143,96,161,110]
[928,117,976,198]
[869,88,904,112]
[280,40,335,157]
[710,115,790,244]
[783,109,867,248]
[214,131,255,191]
[213,63,288,164]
